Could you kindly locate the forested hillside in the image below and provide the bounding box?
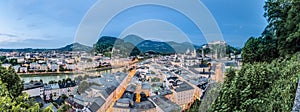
[209,0,300,111]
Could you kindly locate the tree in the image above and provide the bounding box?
[225,45,241,55]
[242,36,278,63]
[187,99,200,112]
[40,79,43,83]
[62,79,66,86]
[210,0,300,111]
[198,82,222,112]
[74,76,83,81]
[0,81,42,111]
[42,104,54,112]
[77,81,91,94]
[198,47,211,57]
[43,94,47,102]
[0,56,6,64]
[209,53,300,111]
[0,66,24,98]
[58,80,62,85]
[83,75,89,80]
[61,94,68,100]
[87,58,93,62]
[57,104,71,112]
[104,52,111,58]
[122,68,127,73]
[243,0,300,63]
[264,0,300,57]
[66,78,72,82]
[151,77,160,82]
[48,80,56,84]
[9,59,18,66]
[49,94,53,102]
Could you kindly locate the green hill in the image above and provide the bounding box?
[93,35,203,55]
[122,35,145,46]
[93,36,140,57]
[58,42,92,51]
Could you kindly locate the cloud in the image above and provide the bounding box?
[0,32,50,43]
[0,33,24,43]
[0,33,17,38]
[0,37,23,43]
[0,0,96,48]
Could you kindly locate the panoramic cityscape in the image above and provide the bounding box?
[0,0,299,112]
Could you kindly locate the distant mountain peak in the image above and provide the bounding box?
[59,42,92,51]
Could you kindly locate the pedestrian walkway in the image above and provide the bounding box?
[211,63,224,82]
[292,81,300,112]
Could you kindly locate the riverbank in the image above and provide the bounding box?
[19,67,125,83]
[19,60,139,83]
[18,66,113,77]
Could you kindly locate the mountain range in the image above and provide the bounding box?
[0,42,92,52]
[123,35,200,53]
[0,35,201,54]
[94,35,200,55]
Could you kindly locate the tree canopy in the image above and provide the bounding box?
[0,65,53,111]
[0,66,24,98]
[209,53,300,111]
[0,80,41,111]
[210,0,300,111]
[242,0,300,63]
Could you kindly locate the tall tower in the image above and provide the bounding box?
[186,49,190,55]
[192,49,197,57]
[25,53,31,59]
[136,83,142,103]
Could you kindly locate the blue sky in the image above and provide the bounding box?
[0,0,267,48]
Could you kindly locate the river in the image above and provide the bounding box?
[20,67,125,83]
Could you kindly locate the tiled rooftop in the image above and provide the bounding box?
[174,82,194,92]
[88,97,105,112]
[133,100,156,111]
[24,82,44,90]
[149,96,181,112]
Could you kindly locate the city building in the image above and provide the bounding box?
[149,95,181,112]
[173,82,195,109]
[23,82,44,97]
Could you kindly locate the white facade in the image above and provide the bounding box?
[23,87,42,97]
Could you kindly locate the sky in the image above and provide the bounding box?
[0,0,267,49]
